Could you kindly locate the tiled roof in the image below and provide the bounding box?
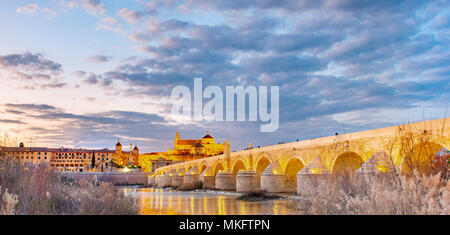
[177,139,198,145]
[202,134,213,139]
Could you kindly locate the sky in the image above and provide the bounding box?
[0,0,449,153]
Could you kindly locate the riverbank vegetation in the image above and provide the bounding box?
[299,124,449,215]
[0,156,138,215]
[236,191,281,202]
[299,172,449,215]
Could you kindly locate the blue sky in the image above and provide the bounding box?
[0,0,449,152]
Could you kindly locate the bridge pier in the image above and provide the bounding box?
[236,171,257,192]
[158,175,172,187]
[184,167,200,185]
[261,161,285,193]
[155,176,159,186]
[159,169,176,187]
[297,157,330,196]
[172,171,184,188]
[215,172,235,190]
[148,175,155,186]
[200,167,215,189]
[356,152,396,175]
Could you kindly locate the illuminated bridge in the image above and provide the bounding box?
[150,118,450,194]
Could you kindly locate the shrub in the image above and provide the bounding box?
[0,156,138,215]
[236,190,281,201]
[193,181,203,189]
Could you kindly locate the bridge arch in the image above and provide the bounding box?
[213,160,226,176]
[401,142,447,175]
[232,159,247,177]
[255,155,272,188]
[199,162,208,174]
[283,157,305,192]
[332,151,364,176]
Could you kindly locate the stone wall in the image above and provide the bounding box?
[61,172,151,185]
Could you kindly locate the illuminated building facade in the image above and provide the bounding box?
[0,146,115,172]
[138,131,225,172]
[114,141,139,166]
[0,141,140,172]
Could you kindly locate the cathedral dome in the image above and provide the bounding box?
[133,146,139,150]
[116,141,122,147]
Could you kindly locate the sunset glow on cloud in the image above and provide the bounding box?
[0,0,449,152]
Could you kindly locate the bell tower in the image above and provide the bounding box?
[174,130,180,148]
[115,139,122,154]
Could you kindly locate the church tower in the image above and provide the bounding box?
[195,140,203,156]
[115,140,122,154]
[174,130,180,148]
[128,144,134,166]
[132,145,139,166]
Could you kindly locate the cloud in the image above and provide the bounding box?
[0,52,63,83]
[80,0,106,16]
[16,4,38,14]
[0,53,62,72]
[41,8,57,19]
[40,82,68,89]
[117,8,146,24]
[4,103,58,111]
[0,119,25,124]
[88,53,112,63]
[5,103,171,149]
[58,1,77,10]
[96,17,124,34]
[16,4,57,19]
[84,74,99,84]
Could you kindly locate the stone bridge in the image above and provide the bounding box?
[150,118,450,194]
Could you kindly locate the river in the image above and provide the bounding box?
[120,187,303,215]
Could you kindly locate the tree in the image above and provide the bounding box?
[91,151,96,169]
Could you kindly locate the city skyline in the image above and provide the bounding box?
[0,0,449,152]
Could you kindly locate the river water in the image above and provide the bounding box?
[120,187,303,215]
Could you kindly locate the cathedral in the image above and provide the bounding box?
[168,130,224,158]
[138,131,225,172]
[114,141,139,166]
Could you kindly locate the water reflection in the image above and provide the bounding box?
[121,187,301,215]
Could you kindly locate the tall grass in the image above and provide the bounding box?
[0,156,138,215]
[300,172,449,215]
[299,120,449,215]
